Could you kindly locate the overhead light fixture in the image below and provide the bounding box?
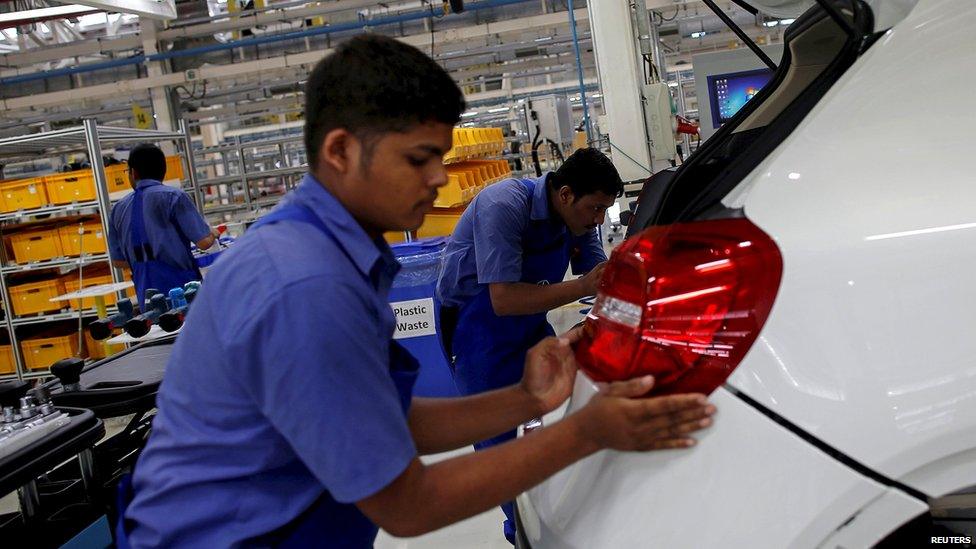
[534,36,552,42]
[763,20,779,27]
[592,93,602,98]
[691,31,707,39]
[487,107,508,113]
[461,111,479,118]
[780,19,795,25]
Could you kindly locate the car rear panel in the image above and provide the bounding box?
[520,376,913,548]
[723,0,976,498]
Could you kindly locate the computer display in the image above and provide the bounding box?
[706,68,774,128]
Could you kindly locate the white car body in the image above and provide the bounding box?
[520,0,976,546]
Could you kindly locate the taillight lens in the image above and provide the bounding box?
[576,218,782,395]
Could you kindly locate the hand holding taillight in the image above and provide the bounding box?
[571,376,716,452]
[577,262,607,297]
[520,331,583,415]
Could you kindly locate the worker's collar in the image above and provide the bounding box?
[135,179,163,190]
[292,173,398,286]
[529,173,556,222]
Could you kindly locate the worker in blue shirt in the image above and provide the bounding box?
[108,143,216,306]
[436,147,623,542]
[119,35,715,548]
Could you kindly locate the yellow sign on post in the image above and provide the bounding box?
[132,104,152,130]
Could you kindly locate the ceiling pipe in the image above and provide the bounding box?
[0,0,535,87]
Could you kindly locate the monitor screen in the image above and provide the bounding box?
[706,68,774,128]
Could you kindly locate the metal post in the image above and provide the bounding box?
[18,480,39,521]
[84,119,121,289]
[0,228,21,378]
[585,0,653,180]
[236,137,253,212]
[78,448,96,499]
[179,119,204,213]
[675,68,691,158]
[567,0,592,142]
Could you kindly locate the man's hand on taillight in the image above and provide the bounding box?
[520,329,584,415]
[577,262,607,297]
[572,375,716,452]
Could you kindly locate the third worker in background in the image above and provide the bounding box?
[108,143,217,307]
[436,147,623,543]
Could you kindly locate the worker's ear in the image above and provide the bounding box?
[558,185,576,205]
[320,128,358,175]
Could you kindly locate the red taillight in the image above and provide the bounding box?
[576,218,782,395]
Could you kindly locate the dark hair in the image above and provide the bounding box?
[128,143,166,181]
[549,147,624,199]
[304,34,466,169]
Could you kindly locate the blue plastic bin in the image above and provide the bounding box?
[390,237,458,397]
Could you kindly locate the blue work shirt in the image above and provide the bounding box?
[437,174,607,307]
[108,179,211,272]
[124,174,418,547]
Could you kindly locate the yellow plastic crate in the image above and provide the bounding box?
[0,345,14,375]
[1,177,48,212]
[105,164,131,193]
[165,155,185,182]
[22,336,78,371]
[62,273,135,310]
[384,231,409,244]
[417,208,465,238]
[9,227,64,263]
[435,174,465,209]
[84,329,124,360]
[10,279,67,316]
[58,220,107,256]
[45,170,96,204]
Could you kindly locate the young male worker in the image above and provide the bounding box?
[436,147,622,541]
[120,35,715,547]
[108,143,216,306]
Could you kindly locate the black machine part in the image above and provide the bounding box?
[124,294,169,338]
[0,381,30,408]
[51,358,85,392]
[46,339,174,418]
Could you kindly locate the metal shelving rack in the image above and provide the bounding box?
[0,119,198,380]
[191,133,306,225]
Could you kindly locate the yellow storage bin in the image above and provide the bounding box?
[384,231,408,244]
[1,177,48,212]
[105,164,131,193]
[10,279,67,316]
[435,174,465,209]
[85,329,124,360]
[9,228,64,263]
[0,345,14,375]
[165,155,185,182]
[22,336,78,371]
[58,220,107,256]
[417,208,465,238]
[45,170,96,204]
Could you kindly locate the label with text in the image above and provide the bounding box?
[391,298,437,340]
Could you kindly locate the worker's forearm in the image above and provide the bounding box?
[383,415,599,537]
[490,279,584,316]
[408,386,543,455]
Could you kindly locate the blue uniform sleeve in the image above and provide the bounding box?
[472,184,528,284]
[108,206,125,262]
[170,192,212,243]
[570,229,607,274]
[242,277,417,504]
